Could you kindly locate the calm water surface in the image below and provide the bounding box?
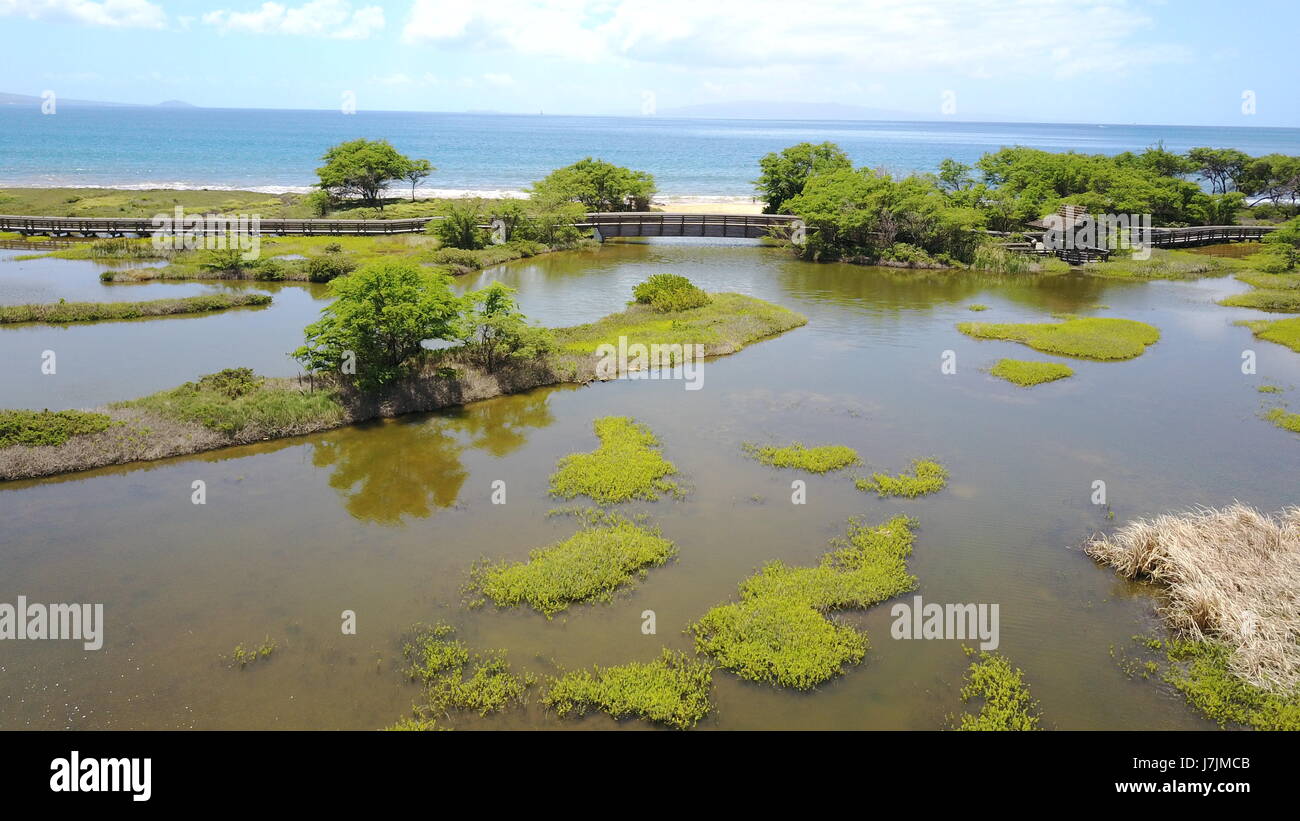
[1,240,1297,729]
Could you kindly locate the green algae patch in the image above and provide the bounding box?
[1265,407,1300,434]
[957,317,1159,360]
[1238,316,1300,353]
[691,515,918,689]
[543,648,714,730]
[389,622,535,728]
[1219,290,1300,312]
[468,512,676,618]
[989,359,1074,387]
[548,416,681,503]
[1258,384,1284,393]
[741,442,859,473]
[855,458,949,498]
[0,409,113,448]
[951,648,1042,731]
[967,303,989,312]
[555,292,807,357]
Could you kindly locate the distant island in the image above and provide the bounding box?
[0,91,197,108]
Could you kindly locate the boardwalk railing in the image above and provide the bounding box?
[0,215,430,237]
[579,212,798,240]
[0,212,800,240]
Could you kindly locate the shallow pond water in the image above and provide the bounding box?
[1,239,1297,729]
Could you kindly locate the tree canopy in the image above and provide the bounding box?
[753,141,853,214]
[529,158,656,212]
[316,139,430,207]
[293,259,460,388]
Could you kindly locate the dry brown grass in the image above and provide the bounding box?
[1084,504,1300,692]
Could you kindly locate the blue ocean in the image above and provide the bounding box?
[2,106,1298,200]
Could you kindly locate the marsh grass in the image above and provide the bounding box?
[119,368,345,436]
[1085,504,1300,692]
[1236,271,1300,291]
[967,303,989,311]
[0,293,271,324]
[0,409,113,448]
[543,648,714,729]
[1219,290,1300,312]
[691,515,918,689]
[958,317,1160,360]
[989,358,1074,387]
[1080,248,1230,280]
[950,648,1042,731]
[741,442,859,473]
[549,416,682,503]
[1236,316,1300,353]
[855,459,949,498]
[468,512,676,617]
[1141,637,1300,730]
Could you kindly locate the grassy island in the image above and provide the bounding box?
[0,273,806,481]
[0,293,271,324]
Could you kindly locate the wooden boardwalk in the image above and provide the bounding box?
[0,212,797,240]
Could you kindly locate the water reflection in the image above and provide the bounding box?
[309,387,564,524]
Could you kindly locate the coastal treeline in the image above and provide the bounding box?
[756,140,1300,265]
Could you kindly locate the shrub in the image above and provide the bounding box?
[0,409,114,448]
[304,253,357,283]
[254,258,286,281]
[631,274,711,312]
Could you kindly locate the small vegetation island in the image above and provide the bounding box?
[3,128,1299,737]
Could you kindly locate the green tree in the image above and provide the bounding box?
[936,158,975,193]
[1187,147,1251,194]
[316,139,425,207]
[753,141,852,214]
[293,259,461,389]
[529,158,657,212]
[458,282,555,372]
[404,158,435,201]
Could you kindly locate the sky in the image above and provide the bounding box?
[1,0,1297,126]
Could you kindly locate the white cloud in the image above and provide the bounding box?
[0,0,166,28]
[203,0,384,39]
[401,0,1187,80]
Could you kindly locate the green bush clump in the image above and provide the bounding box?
[632,274,711,313]
[741,442,859,473]
[549,416,681,503]
[544,649,715,729]
[967,303,990,311]
[305,253,357,282]
[855,459,949,498]
[958,317,1160,360]
[469,513,676,617]
[951,649,1043,731]
[691,515,918,689]
[989,359,1075,387]
[0,409,113,448]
